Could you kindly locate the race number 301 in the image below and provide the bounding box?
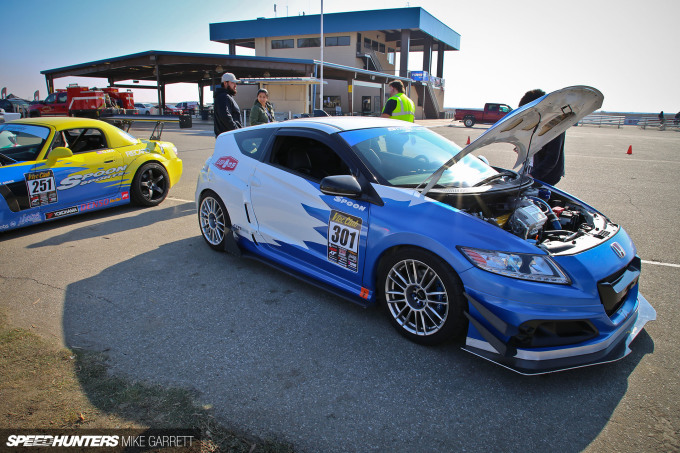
[327,210,362,272]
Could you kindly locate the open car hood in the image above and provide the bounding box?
[419,86,603,195]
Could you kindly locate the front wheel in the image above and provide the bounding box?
[131,162,169,206]
[198,191,231,251]
[378,248,467,345]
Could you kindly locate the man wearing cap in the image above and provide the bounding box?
[214,72,242,136]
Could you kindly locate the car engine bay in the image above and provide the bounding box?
[432,177,619,255]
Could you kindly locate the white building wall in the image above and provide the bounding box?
[254,32,397,74]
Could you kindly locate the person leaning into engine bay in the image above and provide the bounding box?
[518,89,565,186]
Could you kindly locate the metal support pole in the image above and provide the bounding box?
[155,63,163,115]
[436,45,445,79]
[320,0,324,113]
[400,29,411,78]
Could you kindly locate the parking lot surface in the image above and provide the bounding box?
[1,119,678,452]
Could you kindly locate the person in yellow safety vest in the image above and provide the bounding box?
[381,80,415,122]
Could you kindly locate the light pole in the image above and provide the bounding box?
[320,0,324,113]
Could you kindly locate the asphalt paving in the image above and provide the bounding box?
[1,119,678,452]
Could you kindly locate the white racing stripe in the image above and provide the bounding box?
[642,260,680,269]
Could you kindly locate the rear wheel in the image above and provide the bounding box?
[131,162,169,206]
[378,248,467,345]
[464,117,475,128]
[198,191,231,251]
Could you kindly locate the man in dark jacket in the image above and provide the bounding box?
[214,72,242,137]
[518,89,565,186]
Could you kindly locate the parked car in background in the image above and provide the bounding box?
[0,98,31,118]
[0,117,182,232]
[174,101,199,115]
[155,105,182,116]
[454,103,513,128]
[0,110,21,123]
[134,103,154,115]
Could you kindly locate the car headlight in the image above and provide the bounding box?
[459,247,571,284]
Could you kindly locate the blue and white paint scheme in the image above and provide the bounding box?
[196,86,655,375]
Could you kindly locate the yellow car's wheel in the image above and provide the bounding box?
[131,162,169,206]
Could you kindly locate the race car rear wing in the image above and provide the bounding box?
[100,114,191,140]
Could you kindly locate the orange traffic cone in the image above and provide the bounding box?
[626,145,632,155]
[466,136,471,145]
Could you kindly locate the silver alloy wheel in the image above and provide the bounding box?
[385,259,449,336]
[199,196,226,246]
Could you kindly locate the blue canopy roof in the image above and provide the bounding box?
[210,7,461,51]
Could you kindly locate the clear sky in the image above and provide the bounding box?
[1,0,678,113]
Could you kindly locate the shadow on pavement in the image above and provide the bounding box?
[18,202,195,248]
[62,237,654,452]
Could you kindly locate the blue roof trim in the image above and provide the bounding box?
[210,7,460,50]
[40,50,316,75]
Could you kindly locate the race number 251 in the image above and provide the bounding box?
[25,170,56,196]
[25,170,58,207]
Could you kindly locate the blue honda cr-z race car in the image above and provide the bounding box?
[195,86,655,374]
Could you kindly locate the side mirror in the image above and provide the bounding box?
[320,175,362,197]
[47,146,73,165]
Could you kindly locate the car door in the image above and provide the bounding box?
[248,129,370,290]
[49,127,125,209]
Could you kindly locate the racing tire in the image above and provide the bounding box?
[198,191,231,252]
[463,117,475,128]
[145,111,151,115]
[378,247,467,345]
[130,162,169,207]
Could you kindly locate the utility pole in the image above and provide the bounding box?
[320,0,324,113]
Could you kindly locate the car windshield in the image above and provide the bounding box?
[0,124,50,162]
[339,126,498,187]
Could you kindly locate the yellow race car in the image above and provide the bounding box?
[0,117,182,232]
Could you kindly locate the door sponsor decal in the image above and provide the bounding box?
[45,206,79,219]
[327,210,361,272]
[56,165,127,190]
[214,156,238,171]
[25,170,58,207]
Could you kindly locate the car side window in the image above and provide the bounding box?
[57,93,68,103]
[63,128,108,154]
[50,131,66,149]
[233,127,274,160]
[270,135,351,181]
